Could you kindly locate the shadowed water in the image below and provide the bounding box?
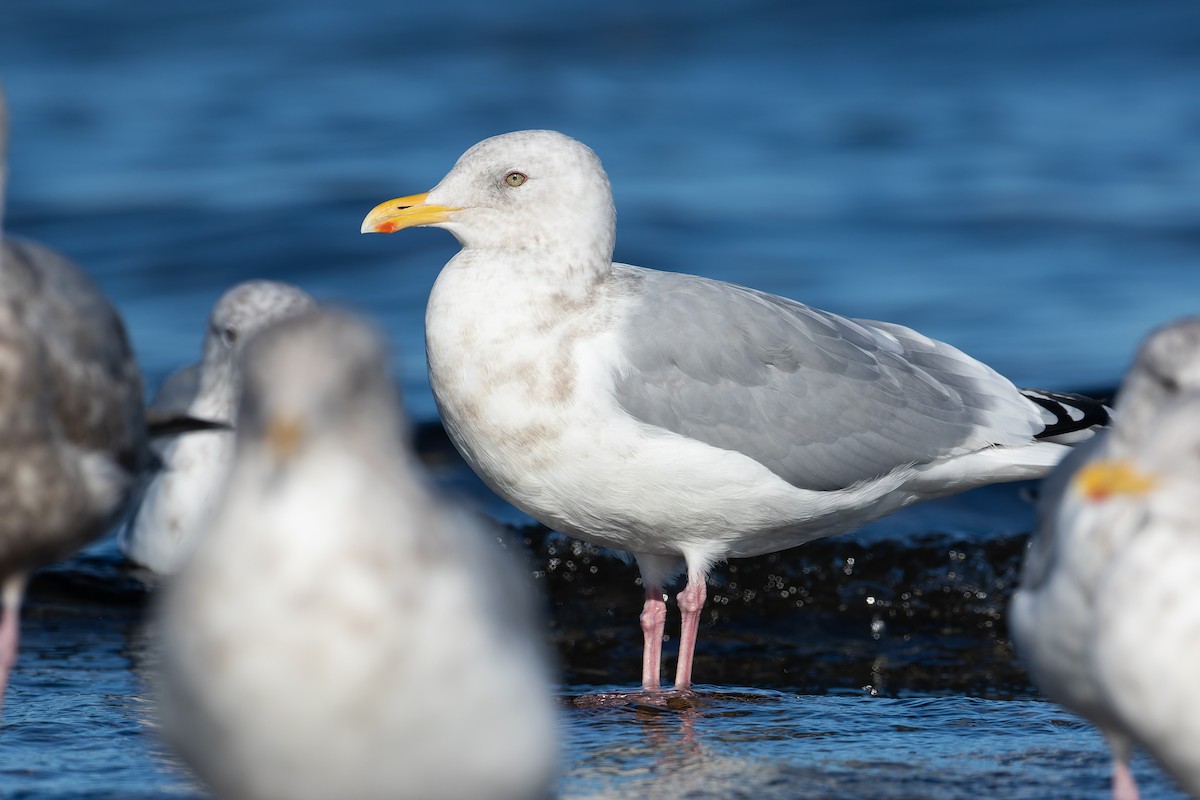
[2,0,1200,796]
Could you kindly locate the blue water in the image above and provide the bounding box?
[561,690,1176,800]
[2,0,1199,796]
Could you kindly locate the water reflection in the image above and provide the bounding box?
[561,689,1189,799]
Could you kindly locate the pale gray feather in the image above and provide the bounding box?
[1,238,145,467]
[149,363,201,416]
[1,91,145,575]
[612,267,1043,491]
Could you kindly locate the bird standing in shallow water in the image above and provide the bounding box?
[156,309,558,800]
[0,89,148,711]
[1010,317,1200,800]
[1090,393,1200,799]
[120,279,315,576]
[363,129,1106,694]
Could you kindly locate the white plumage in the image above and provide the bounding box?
[1092,394,1200,798]
[1010,317,1200,800]
[363,129,1105,692]
[155,309,557,800]
[120,280,314,574]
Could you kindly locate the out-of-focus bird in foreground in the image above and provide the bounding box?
[1011,317,1200,800]
[156,309,558,800]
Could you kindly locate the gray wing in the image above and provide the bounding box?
[1,92,146,573]
[150,363,201,415]
[611,267,1043,491]
[2,237,146,475]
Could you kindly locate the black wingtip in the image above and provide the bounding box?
[1021,388,1111,442]
[145,410,232,439]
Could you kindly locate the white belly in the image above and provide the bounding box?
[425,263,920,566]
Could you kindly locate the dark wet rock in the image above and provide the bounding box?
[30,521,1037,699]
[25,413,1082,703]
[517,526,1035,698]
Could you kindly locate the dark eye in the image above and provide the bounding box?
[504,171,528,187]
[221,327,238,346]
[1149,365,1180,394]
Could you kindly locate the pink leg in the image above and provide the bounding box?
[1111,757,1139,800]
[673,575,707,690]
[0,574,27,714]
[639,586,666,691]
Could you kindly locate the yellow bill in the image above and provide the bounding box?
[265,415,305,461]
[360,192,460,234]
[1073,459,1157,501]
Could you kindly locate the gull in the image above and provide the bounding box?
[1009,317,1200,800]
[1091,393,1200,799]
[155,309,558,800]
[120,280,315,575]
[0,89,147,709]
[362,129,1107,693]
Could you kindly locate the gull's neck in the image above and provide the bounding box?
[192,365,239,424]
[1109,373,1169,452]
[451,242,612,305]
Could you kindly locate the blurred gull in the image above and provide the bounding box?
[1010,317,1200,800]
[1092,394,1200,798]
[120,280,314,575]
[156,309,558,800]
[362,129,1108,694]
[0,89,147,708]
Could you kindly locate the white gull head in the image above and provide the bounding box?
[364,130,616,266]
